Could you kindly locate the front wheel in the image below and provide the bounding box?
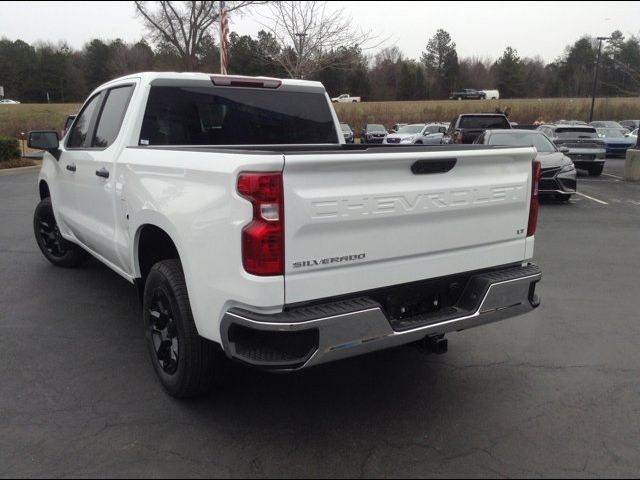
[589,165,604,177]
[33,197,89,267]
[555,193,572,202]
[144,259,228,398]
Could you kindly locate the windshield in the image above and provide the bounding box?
[488,132,556,152]
[340,124,351,132]
[555,128,597,139]
[597,128,625,138]
[367,124,386,132]
[595,121,622,128]
[397,124,425,134]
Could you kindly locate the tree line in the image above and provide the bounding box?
[0,27,638,103]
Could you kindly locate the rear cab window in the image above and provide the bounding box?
[459,115,510,129]
[555,128,597,139]
[139,86,338,145]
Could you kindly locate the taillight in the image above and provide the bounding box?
[527,160,541,237]
[456,131,463,144]
[237,172,284,276]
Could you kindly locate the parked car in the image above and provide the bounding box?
[557,120,588,126]
[443,113,511,144]
[384,123,447,145]
[475,129,576,201]
[619,120,640,132]
[595,128,636,157]
[360,124,387,144]
[538,124,606,176]
[389,123,408,134]
[331,93,360,103]
[0,99,20,104]
[480,89,500,100]
[449,89,486,100]
[340,122,354,143]
[28,72,542,398]
[589,121,629,135]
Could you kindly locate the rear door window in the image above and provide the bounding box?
[139,86,338,145]
[93,85,135,148]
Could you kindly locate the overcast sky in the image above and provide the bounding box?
[1,1,639,63]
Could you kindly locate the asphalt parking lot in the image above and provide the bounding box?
[1,159,639,478]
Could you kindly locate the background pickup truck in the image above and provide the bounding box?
[29,72,542,398]
[444,113,512,144]
[331,93,361,103]
[449,89,486,100]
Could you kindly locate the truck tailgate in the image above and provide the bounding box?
[282,146,536,305]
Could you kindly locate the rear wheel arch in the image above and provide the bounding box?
[39,180,50,200]
[135,224,181,290]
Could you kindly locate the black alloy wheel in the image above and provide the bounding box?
[148,289,180,375]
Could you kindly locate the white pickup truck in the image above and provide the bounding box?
[29,72,542,398]
[331,93,361,103]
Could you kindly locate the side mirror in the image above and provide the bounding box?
[559,146,570,154]
[28,130,59,155]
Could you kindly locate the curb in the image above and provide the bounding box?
[0,165,41,177]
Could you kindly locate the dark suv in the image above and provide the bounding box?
[443,114,511,144]
[360,124,387,144]
[537,124,606,176]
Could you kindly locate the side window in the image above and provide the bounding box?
[93,85,134,148]
[67,94,102,148]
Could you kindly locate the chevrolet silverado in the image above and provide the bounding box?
[29,72,542,398]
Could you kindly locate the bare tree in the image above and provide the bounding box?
[134,1,263,70]
[257,1,379,79]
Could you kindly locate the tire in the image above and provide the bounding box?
[555,193,572,202]
[33,197,89,267]
[143,259,228,398]
[352,100,357,103]
[589,165,604,177]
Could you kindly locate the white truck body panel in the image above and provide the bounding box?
[283,147,534,304]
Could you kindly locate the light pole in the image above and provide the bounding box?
[589,36,611,123]
[294,32,307,79]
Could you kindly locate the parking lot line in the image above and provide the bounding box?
[602,173,624,180]
[575,191,608,205]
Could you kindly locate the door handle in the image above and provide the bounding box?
[95,168,110,179]
[66,164,76,172]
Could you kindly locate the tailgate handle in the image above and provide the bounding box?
[411,158,457,174]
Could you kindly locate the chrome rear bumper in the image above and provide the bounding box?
[220,264,542,370]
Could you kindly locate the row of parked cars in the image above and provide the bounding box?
[339,115,639,203]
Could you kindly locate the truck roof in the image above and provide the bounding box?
[91,72,325,96]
